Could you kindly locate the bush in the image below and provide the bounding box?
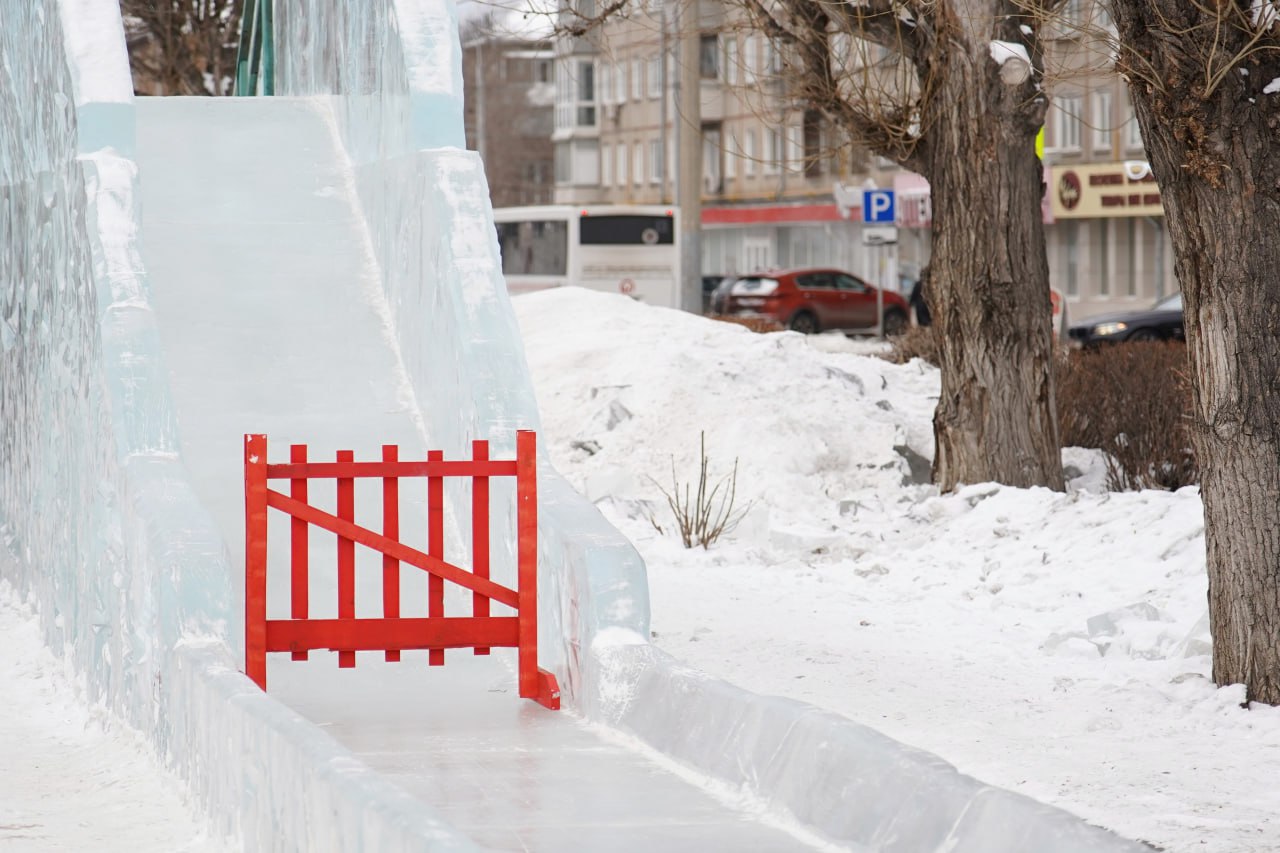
[706,314,785,333]
[885,324,940,365]
[648,432,752,549]
[1056,342,1197,491]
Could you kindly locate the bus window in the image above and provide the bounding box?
[497,220,568,275]
[579,214,675,245]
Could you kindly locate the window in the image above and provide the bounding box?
[803,110,822,177]
[650,139,663,184]
[496,220,568,276]
[615,61,626,103]
[1064,0,1084,26]
[703,124,722,194]
[615,143,628,186]
[633,141,644,185]
[1125,107,1144,149]
[744,35,759,82]
[786,124,803,173]
[648,55,662,98]
[602,143,613,186]
[765,40,780,76]
[600,64,612,104]
[724,37,738,86]
[725,133,737,179]
[580,214,674,245]
[631,58,643,100]
[535,60,551,84]
[1125,218,1138,297]
[744,130,758,176]
[1096,220,1111,296]
[764,129,781,175]
[1054,96,1082,150]
[576,61,596,127]
[1091,91,1111,151]
[1063,221,1079,296]
[700,34,719,79]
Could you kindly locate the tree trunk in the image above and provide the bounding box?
[923,7,1064,492]
[1114,3,1280,704]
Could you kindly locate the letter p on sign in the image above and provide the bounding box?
[862,189,896,224]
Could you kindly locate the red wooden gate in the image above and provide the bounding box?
[242,430,560,709]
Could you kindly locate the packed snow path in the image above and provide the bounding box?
[135,96,819,851]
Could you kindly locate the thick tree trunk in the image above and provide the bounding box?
[1114,4,1280,704]
[922,8,1064,492]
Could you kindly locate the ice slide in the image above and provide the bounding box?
[2,0,1156,850]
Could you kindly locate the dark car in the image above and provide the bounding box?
[718,267,910,336]
[1068,293,1184,346]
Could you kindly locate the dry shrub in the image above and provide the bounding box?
[885,324,940,365]
[706,314,785,333]
[1055,342,1198,491]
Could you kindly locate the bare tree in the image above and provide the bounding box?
[121,0,241,96]
[725,0,1067,492]
[1104,0,1280,705]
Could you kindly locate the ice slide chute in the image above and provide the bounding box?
[243,431,560,709]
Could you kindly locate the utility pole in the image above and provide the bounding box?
[659,3,669,204]
[675,0,702,313]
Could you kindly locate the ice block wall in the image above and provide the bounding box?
[273,0,652,695]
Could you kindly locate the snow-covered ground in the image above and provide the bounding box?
[515,287,1280,853]
[0,584,225,853]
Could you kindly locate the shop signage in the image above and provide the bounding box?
[1051,162,1164,218]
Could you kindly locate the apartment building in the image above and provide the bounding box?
[462,15,557,208]
[552,0,1170,318]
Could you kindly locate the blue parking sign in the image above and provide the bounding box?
[862,189,896,224]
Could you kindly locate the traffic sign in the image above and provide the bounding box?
[862,189,896,224]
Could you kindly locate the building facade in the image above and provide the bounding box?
[550,0,1169,320]
[462,21,557,208]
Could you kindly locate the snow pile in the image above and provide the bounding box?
[515,288,1280,853]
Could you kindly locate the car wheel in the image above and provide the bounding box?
[1127,328,1161,343]
[882,309,908,338]
[789,311,819,334]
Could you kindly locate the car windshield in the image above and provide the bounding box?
[1154,293,1183,311]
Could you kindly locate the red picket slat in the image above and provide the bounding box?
[290,444,309,661]
[472,439,491,656]
[244,434,268,690]
[336,449,355,668]
[382,444,400,663]
[266,616,520,654]
[428,449,444,667]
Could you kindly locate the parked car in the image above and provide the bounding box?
[1068,292,1184,346]
[717,268,910,336]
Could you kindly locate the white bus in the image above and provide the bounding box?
[493,205,681,308]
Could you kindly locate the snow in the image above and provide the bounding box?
[514,288,1280,853]
[0,584,225,852]
[1264,77,1280,95]
[1253,0,1279,30]
[989,39,1031,68]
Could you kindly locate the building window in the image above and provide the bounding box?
[1126,218,1138,297]
[1054,96,1082,151]
[703,123,722,194]
[647,55,662,98]
[725,132,737,179]
[602,143,613,186]
[1091,91,1111,151]
[631,58,643,100]
[615,143,627,187]
[1096,219,1111,296]
[1064,221,1079,296]
[724,36,738,86]
[803,110,822,177]
[745,129,758,176]
[633,141,644,186]
[600,64,613,104]
[535,60,551,84]
[650,138,663,184]
[575,61,596,127]
[764,128,781,175]
[744,35,760,83]
[786,123,803,173]
[1125,107,1144,149]
[700,34,720,79]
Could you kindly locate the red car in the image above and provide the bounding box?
[716,268,911,336]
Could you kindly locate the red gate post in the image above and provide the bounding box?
[515,430,560,709]
[428,449,445,666]
[244,434,269,689]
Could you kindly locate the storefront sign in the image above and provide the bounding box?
[1051,162,1164,218]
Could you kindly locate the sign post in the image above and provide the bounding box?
[862,189,897,338]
